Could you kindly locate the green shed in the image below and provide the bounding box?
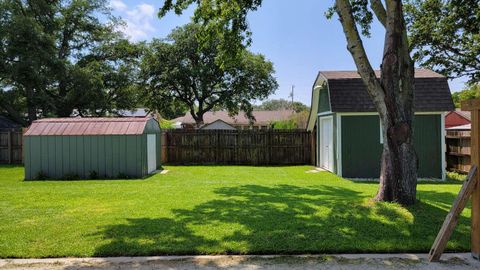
[307,69,455,179]
[24,117,161,180]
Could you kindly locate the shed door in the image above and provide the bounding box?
[147,134,157,173]
[320,117,334,172]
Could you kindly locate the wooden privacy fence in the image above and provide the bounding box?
[446,130,471,173]
[0,129,23,164]
[162,129,313,165]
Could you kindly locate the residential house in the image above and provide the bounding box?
[173,110,295,130]
[445,109,471,129]
[0,116,21,130]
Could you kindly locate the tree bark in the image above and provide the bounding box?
[336,0,417,205]
[375,0,417,205]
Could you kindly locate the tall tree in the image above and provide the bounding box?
[406,0,480,83]
[0,0,57,123]
[72,39,143,116]
[0,0,140,124]
[140,23,278,126]
[255,99,309,113]
[159,0,420,205]
[452,84,480,108]
[334,0,417,205]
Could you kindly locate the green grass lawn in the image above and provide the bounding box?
[0,165,470,258]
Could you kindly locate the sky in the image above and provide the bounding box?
[109,0,467,106]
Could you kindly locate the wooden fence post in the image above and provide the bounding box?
[461,99,480,259]
[7,130,12,164]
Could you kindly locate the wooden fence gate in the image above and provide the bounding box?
[162,129,313,165]
[0,129,23,164]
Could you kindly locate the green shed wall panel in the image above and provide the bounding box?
[111,136,119,177]
[23,138,31,179]
[340,114,442,178]
[24,134,153,180]
[341,115,383,178]
[413,115,442,178]
[54,136,63,178]
[318,86,331,113]
[140,135,147,176]
[24,118,162,180]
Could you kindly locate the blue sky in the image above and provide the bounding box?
[109,0,467,106]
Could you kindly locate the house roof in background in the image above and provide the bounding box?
[199,119,237,130]
[453,109,471,121]
[24,117,152,136]
[173,110,294,125]
[0,116,21,129]
[446,123,471,130]
[319,69,454,112]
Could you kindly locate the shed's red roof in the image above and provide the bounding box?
[24,117,150,136]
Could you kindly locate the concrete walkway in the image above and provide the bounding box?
[1,254,480,270]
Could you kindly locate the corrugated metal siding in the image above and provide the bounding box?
[144,118,161,134]
[24,118,161,179]
[24,118,153,136]
[24,135,146,179]
[340,114,442,178]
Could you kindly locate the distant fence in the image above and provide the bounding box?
[0,129,23,164]
[162,129,314,165]
[446,130,471,173]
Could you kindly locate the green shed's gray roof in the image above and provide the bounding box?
[319,69,454,112]
[25,117,156,136]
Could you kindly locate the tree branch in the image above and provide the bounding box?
[370,0,387,27]
[335,0,386,111]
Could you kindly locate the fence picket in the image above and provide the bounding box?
[161,129,313,165]
[0,129,23,164]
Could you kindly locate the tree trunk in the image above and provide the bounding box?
[376,112,417,205]
[26,86,37,124]
[374,0,417,205]
[195,114,204,128]
[336,0,417,205]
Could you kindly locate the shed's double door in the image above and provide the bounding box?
[320,117,334,172]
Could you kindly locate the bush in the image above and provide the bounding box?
[446,171,467,181]
[160,119,174,129]
[63,173,80,180]
[89,171,98,179]
[117,173,130,179]
[35,171,49,180]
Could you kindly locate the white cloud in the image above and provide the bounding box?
[111,1,156,41]
[110,0,128,12]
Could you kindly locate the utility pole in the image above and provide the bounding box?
[290,85,295,110]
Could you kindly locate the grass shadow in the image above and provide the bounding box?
[93,184,470,256]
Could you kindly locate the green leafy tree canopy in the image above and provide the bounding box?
[406,0,480,83]
[452,84,480,108]
[255,99,309,113]
[140,23,278,126]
